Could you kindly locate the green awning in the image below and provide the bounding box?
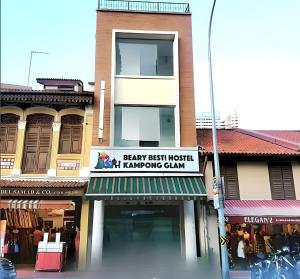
[86,176,206,200]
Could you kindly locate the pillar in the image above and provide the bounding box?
[90,200,104,270]
[11,120,26,175]
[184,200,197,261]
[80,106,93,177]
[198,200,209,257]
[78,199,90,271]
[47,122,61,176]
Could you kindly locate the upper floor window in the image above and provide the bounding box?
[116,39,173,76]
[59,115,83,154]
[269,162,295,200]
[220,162,240,200]
[114,106,175,147]
[0,114,19,154]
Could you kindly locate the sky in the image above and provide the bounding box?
[1,0,300,130]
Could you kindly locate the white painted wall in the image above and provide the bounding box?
[204,161,214,199]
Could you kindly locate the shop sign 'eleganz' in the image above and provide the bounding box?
[90,148,199,173]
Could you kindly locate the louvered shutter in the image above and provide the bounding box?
[23,126,39,173]
[221,163,240,200]
[269,165,284,199]
[269,163,295,200]
[0,127,7,153]
[60,127,72,153]
[37,126,52,172]
[6,126,18,153]
[282,164,296,200]
[71,126,82,153]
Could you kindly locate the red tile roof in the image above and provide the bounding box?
[197,129,300,155]
[0,180,87,188]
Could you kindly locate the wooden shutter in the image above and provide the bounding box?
[0,126,18,154]
[37,126,52,172]
[0,127,7,153]
[60,127,72,153]
[269,163,295,200]
[23,126,39,173]
[71,126,82,153]
[221,163,240,200]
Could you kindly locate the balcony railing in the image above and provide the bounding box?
[98,0,190,14]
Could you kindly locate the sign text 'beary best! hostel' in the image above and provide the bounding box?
[90,148,199,173]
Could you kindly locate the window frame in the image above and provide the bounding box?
[0,114,19,154]
[59,115,83,154]
[268,162,296,200]
[220,162,240,200]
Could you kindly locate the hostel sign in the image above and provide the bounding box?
[90,147,199,173]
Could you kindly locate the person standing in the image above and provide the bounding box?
[237,236,246,270]
[33,226,43,258]
[255,230,266,259]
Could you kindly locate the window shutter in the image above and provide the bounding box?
[0,127,7,153]
[71,126,82,153]
[60,127,72,153]
[221,163,240,200]
[6,127,18,153]
[269,163,295,200]
[282,165,296,200]
[37,126,52,171]
[23,126,39,173]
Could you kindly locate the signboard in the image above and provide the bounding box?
[90,148,199,173]
[225,216,300,225]
[0,188,83,197]
[213,194,220,209]
[220,236,227,246]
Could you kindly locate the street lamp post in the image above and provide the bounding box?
[27,50,49,87]
[208,0,230,279]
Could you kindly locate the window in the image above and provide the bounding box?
[220,163,240,200]
[0,114,19,154]
[114,106,175,147]
[269,162,295,200]
[116,39,173,76]
[59,115,83,154]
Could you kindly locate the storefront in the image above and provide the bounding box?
[224,200,300,267]
[86,147,207,270]
[0,179,86,269]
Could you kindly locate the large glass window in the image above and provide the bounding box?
[116,39,173,76]
[114,106,175,147]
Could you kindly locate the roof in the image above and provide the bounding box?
[36,78,83,87]
[197,128,300,156]
[1,83,32,90]
[0,89,94,107]
[0,179,87,188]
[86,176,206,200]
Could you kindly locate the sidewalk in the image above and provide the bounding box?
[16,265,251,279]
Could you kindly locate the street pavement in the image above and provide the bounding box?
[16,265,251,279]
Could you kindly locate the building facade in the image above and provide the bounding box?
[80,0,209,274]
[197,128,300,267]
[196,111,239,129]
[0,78,94,266]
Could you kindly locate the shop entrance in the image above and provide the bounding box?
[103,203,181,268]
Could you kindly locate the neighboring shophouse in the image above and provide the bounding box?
[78,0,208,274]
[0,78,94,266]
[197,128,300,259]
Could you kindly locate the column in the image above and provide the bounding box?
[198,200,209,257]
[184,200,197,261]
[11,120,26,175]
[90,200,104,270]
[47,122,61,176]
[79,106,93,177]
[78,199,90,271]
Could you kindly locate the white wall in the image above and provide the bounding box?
[293,161,300,199]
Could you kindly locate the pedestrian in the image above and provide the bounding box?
[231,230,239,262]
[237,236,246,270]
[33,226,43,257]
[255,230,266,259]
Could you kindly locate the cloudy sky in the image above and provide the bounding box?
[2,0,300,129]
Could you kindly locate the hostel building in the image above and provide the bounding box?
[0,78,94,267]
[83,0,208,272]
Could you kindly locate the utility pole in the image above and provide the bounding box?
[208,0,230,279]
[27,50,49,87]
